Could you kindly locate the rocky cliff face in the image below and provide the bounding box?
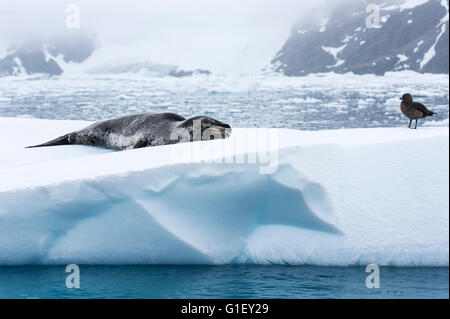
[0,31,95,77]
[0,33,211,78]
[267,0,449,76]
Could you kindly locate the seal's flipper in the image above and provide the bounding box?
[132,138,152,149]
[26,133,73,149]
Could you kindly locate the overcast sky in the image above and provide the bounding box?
[0,0,359,72]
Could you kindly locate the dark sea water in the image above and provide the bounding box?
[0,265,448,299]
[0,73,448,130]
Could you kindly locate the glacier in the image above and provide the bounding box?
[0,117,448,266]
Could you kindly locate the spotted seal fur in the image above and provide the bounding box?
[26,112,231,150]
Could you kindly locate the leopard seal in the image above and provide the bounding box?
[26,112,232,150]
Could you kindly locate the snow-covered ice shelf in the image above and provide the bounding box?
[0,117,448,266]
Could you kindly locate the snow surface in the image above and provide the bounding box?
[319,18,329,33]
[396,54,409,64]
[0,117,448,266]
[383,0,430,11]
[322,45,347,68]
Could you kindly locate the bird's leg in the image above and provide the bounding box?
[409,119,412,128]
[415,119,418,129]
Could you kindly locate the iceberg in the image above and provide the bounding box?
[0,117,448,266]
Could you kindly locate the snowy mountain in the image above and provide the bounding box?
[267,0,449,76]
[0,31,96,77]
[0,34,212,78]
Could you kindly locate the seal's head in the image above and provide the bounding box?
[400,93,413,103]
[175,116,232,141]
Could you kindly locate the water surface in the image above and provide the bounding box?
[0,265,448,299]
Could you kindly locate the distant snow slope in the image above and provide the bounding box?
[0,117,448,265]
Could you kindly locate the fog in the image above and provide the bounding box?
[0,0,395,73]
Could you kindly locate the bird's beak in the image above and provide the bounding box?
[399,98,402,100]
